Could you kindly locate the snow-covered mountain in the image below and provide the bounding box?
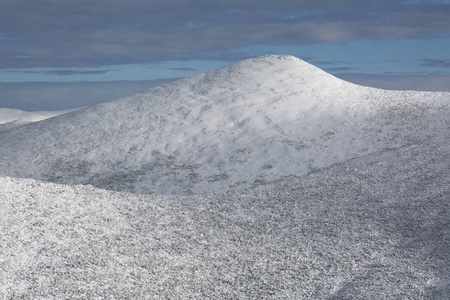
[0,55,449,195]
[1,55,449,298]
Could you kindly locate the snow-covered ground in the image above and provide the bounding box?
[1,139,449,298]
[0,55,449,298]
[0,55,449,194]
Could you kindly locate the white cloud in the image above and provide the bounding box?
[337,73,450,91]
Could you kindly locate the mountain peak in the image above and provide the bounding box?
[251,54,302,61]
[218,54,317,74]
[161,54,346,104]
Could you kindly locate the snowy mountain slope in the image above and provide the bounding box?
[0,55,449,194]
[1,138,449,299]
[0,107,77,124]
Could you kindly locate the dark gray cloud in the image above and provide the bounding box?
[45,70,109,76]
[1,0,449,68]
[420,58,450,67]
[8,69,109,75]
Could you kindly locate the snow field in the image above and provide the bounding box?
[1,138,449,298]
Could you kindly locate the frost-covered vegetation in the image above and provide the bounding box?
[1,140,449,298]
[0,55,449,298]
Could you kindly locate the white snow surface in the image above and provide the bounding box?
[0,107,77,124]
[0,55,449,194]
[1,139,449,298]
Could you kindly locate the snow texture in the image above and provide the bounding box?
[0,55,450,298]
[1,140,449,298]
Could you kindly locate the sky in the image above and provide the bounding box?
[1,0,450,111]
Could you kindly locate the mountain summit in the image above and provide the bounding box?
[0,55,449,194]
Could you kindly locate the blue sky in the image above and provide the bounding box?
[1,0,450,110]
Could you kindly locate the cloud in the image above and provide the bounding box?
[45,70,109,76]
[1,0,449,68]
[3,72,450,112]
[326,67,356,72]
[313,61,339,65]
[8,69,109,76]
[168,67,198,72]
[337,73,450,91]
[420,58,450,67]
[0,80,176,111]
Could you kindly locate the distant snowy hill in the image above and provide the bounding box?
[0,107,79,134]
[0,55,449,194]
[0,107,77,124]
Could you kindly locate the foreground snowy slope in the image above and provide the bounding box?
[0,55,449,194]
[1,138,449,299]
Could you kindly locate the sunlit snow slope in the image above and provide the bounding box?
[0,55,449,194]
